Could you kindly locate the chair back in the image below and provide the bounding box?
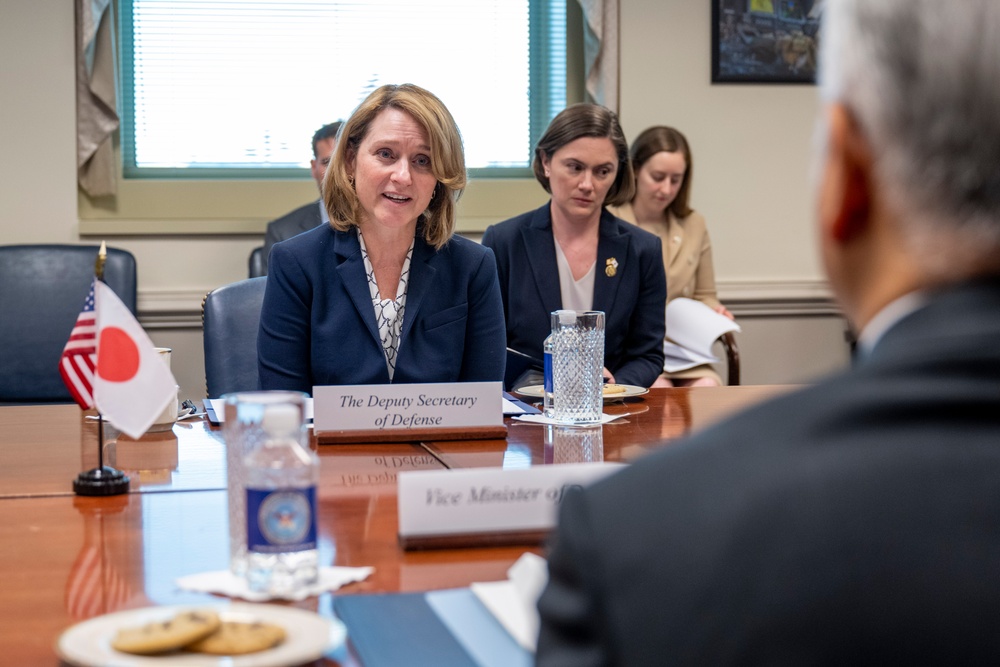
[248,246,265,278]
[0,244,137,403]
[202,277,267,397]
[720,332,740,386]
[504,347,544,392]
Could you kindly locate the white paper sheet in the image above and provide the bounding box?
[663,341,720,373]
[663,298,741,371]
[503,397,527,415]
[470,552,548,652]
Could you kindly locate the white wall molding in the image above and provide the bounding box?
[139,288,212,313]
[718,278,831,302]
[718,279,842,318]
[137,279,842,327]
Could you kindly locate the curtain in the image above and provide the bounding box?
[577,0,619,112]
[76,0,119,197]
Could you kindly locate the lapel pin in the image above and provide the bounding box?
[605,257,619,277]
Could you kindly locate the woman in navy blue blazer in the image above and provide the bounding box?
[258,84,506,394]
[482,104,666,389]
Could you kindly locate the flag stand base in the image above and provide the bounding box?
[74,412,129,495]
[74,466,130,496]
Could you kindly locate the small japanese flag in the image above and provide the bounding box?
[92,281,177,438]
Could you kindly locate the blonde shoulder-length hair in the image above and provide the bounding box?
[324,84,466,250]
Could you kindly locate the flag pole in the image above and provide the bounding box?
[74,241,130,496]
[95,240,106,282]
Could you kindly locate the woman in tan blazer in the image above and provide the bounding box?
[611,126,733,386]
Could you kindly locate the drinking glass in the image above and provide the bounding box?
[550,310,605,424]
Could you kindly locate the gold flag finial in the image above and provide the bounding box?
[95,241,107,281]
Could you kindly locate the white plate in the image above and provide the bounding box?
[56,602,346,667]
[514,384,649,402]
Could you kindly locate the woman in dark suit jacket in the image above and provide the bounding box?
[258,84,506,394]
[482,104,666,389]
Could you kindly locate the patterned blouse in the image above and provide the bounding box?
[357,229,414,380]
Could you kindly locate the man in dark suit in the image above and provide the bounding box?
[260,121,342,275]
[535,1,1000,664]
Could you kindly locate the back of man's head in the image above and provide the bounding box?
[821,0,1000,278]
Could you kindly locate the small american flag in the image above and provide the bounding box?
[59,280,97,409]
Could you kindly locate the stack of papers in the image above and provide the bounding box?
[662,298,741,373]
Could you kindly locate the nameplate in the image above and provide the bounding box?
[397,462,624,549]
[314,382,507,444]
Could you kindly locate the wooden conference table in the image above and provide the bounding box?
[0,385,793,665]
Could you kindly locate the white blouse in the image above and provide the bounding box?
[553,240,595,312]
[358,229,414,380]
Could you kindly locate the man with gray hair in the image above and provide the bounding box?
[535,1,1000,663]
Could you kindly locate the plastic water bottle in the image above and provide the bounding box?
[244,403,319,596]
[543,333,555,418]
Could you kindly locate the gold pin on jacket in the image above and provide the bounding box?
[605,257,618,277]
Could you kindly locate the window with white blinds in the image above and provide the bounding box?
[120,0,567,178]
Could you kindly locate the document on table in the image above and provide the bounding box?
[663,297,741,372]
[503,392,540,415]
[468,552,547,652]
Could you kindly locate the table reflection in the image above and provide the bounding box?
[422,387,790,468]
[544,424,604,464]
[319,448,442,497]
[108,429,179,487]
[65,495,145,621]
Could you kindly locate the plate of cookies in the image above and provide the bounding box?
[56,603,346,666]
[514,384,649,402]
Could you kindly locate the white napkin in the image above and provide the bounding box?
[512,413,629,426]
[470,552,548,652]
[176,566,373,602]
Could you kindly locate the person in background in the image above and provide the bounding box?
[482,103,666,390]
[536,0,1000,663]
[258,84,506,392]
[611,126,733,387]
[260,121,343,275]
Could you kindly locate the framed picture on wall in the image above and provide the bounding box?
[712,0,823,84]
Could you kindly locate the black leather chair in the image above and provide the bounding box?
[202,277,267,397]
[248,246,265,278]
[0,244,138,403]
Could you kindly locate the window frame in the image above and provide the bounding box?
[117,0,570,181]
[78,1,582,235]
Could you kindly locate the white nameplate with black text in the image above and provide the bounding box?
[397,463,624,547]
[313,381,503,434]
